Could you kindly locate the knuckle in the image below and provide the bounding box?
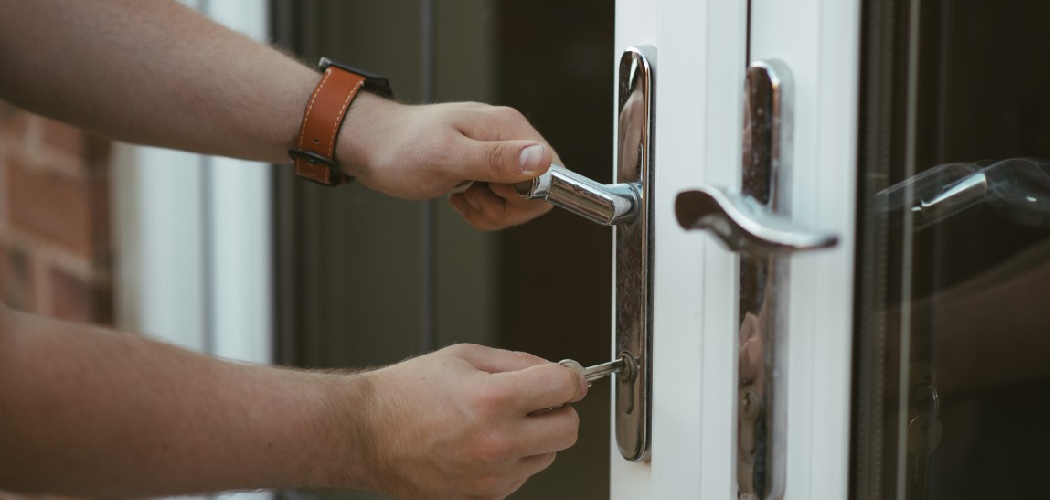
[474,431,512,463]
[561,408,581,448]
[494,105,525,123]
[486,142,508,178]
[479,202,507,224]
[444,343,474,357]
[472,382,512,415]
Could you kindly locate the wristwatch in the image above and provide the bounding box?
[289,57,393,186]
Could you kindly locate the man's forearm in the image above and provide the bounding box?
[0,304,368,497]
[0,0,314,163]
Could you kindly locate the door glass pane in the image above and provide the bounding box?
[853,1,1050,499]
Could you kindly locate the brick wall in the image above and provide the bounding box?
[0,101,113,324]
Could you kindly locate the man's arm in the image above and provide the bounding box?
[0,303,586,499]
[0,302,355,495]
[0,0,553,229]
[0,0,311,164]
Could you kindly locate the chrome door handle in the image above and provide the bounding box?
[515,164,640,226]
[674,59,837,256]
[675,185,838,255]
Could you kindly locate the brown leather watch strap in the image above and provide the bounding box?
[291,65,367,186]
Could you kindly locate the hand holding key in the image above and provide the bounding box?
[349,344,587,500]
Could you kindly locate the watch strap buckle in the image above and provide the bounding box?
[289,149,351,186]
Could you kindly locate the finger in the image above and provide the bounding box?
[449,194,500,231]
[516,405,581,455]
[447,344,551,373]
[462,183,508,219]
[451,188,503,232]
[495,363,587,412]
[488,183,553,219]
[461,184,553,230]
[456,138,553,185]
[454,186,513,231]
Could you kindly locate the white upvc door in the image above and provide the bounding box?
[610,1,861,499]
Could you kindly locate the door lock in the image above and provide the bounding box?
[517,46,655,462]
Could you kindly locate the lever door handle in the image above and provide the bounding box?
[515,164,640,226]
[675,185,838,255]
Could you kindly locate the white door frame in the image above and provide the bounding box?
[750,1,859,498]
[610,1,860,499]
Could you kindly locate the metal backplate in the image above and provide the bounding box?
[737,59,792,500]
[614,45,655,462]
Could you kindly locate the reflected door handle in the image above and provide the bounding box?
[675,186,838,255]
[515,164,640,226]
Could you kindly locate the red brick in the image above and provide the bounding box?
[6,158,110,259]
[38,117,111,166]
[48,266,112,323]
[38,118,84,157]
[2,245,36,312]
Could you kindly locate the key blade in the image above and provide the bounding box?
[584,358,626,382]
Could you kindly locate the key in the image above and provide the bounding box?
[559,356,627,384]
[528,357,633,415]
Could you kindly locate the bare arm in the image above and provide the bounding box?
[0,0,554,229]
[0,0,308,163]
[0,303,349,495]
[0,303,586,499]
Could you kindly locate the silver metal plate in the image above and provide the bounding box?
[737,59,792,500]
[614,45,655,462]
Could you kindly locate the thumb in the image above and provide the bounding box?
[461,139,552,183]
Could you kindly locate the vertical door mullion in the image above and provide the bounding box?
[749,1,861,499]
[655,2,748,500]
[610,0,748,498]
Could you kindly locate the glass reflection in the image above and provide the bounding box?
[853,1,1050,499]
[879,158,1050,230]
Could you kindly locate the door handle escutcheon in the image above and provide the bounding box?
[515,164,640,226]
[515,46,655,462]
